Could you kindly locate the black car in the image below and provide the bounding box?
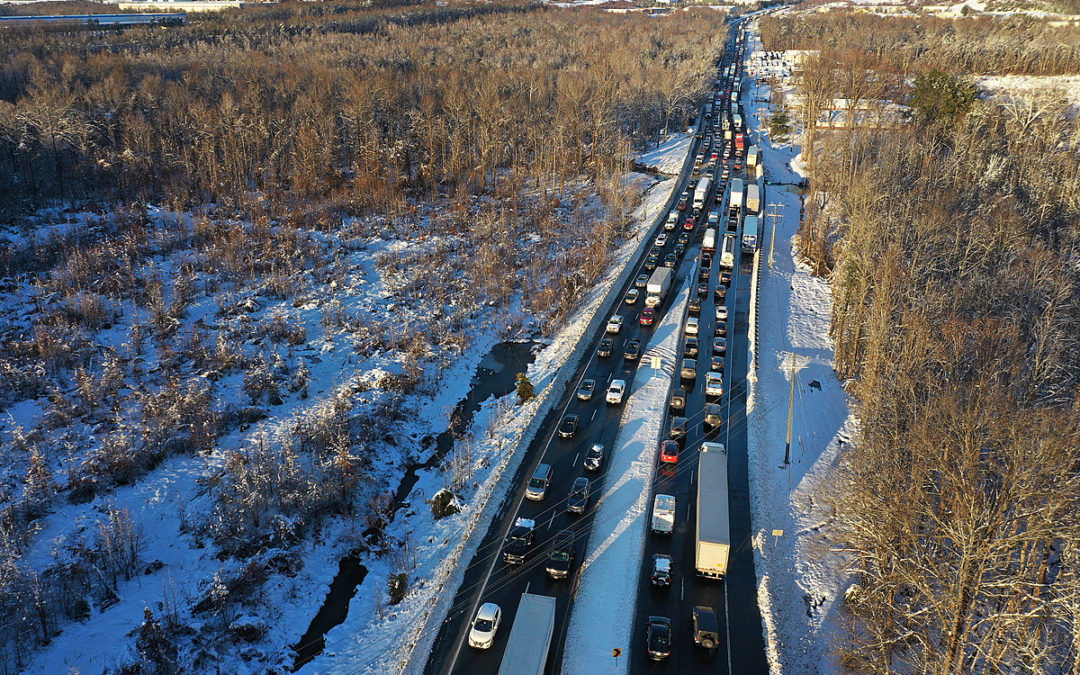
[711,355,725,372]
[684,337,699,358]
[693,606,720,650]
[646,616,672,661]
[502,517,536,565]
[597,338,614,358]
[698,267,711,283]
[577,378,596,401]
[663,253,678,269]
[644,255,659,272]
[716,321,727,337]
[677,232,691,247]
[674,242,686,258]
[670,388,687,413]
[701,252,713,268]
[624,339,642,361]
[715,285,727,303]
[546,529,576,580]
[697,282,709,298]
[635,273,650,288]
[566,477,590,514]
[720,271,732,287]
[558,414,579,439]
[688,298,701,316]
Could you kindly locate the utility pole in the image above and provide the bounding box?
[779,351,805,469]
[766,202,784,269]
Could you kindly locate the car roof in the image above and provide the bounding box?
[573,476,588,487]
[478,602,500,620]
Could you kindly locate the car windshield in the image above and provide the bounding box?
[529,478,544,488]
[474,618,493,632]
[551,550,569,562]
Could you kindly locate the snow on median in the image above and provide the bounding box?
[561,275,691,675]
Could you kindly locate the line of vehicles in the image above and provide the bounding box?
[638,28,758,666]
[458,22,758,674]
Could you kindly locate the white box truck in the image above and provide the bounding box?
[695,443,730,579]
[747,145,759,170]
[652,494,676,535]
[703,228,717,254]
[694,176,712,210]
[730,178,745,211]
[742,214,759,251]
[497,593,557,675]
[745,181,761,215]
[645,267,672,308]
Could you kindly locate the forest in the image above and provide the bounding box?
[763,13,1080,674]
[0,3,728,672]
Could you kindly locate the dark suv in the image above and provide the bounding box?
[692,606,720,650]
[545,529,575,580]
[646,616,672,661]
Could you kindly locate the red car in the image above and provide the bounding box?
[660,440,680,464]
[639,308,656,326]
[683,217,696,231]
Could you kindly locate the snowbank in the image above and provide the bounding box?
[561,275,691,675]
[741,26,858,675]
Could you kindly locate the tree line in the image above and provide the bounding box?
[761,12,1080,76]
[0,3,728,671]
[0,1,723,212]
[764,11,1080,673]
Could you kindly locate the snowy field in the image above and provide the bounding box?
[740,26,857,675]
[0,160,684,674]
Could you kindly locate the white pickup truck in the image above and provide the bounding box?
[652,494,676,535]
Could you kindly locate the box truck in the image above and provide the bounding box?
[693,176,712,210]
[745,181,761,215]
[497,593,557,675]
[742,215,759,251]
[645,267,672,308]
[730,178,744,211]
[695,443,730,579]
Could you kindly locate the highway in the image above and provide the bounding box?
[423,20,766,675]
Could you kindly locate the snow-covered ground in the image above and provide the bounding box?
[316,169,689,675]
[560,273,691,675]
[740,25,857,675]
[1,158,685,674]
[978,74,1080,112]
[637,132,695,176]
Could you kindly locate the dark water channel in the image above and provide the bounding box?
[292,341,540,670]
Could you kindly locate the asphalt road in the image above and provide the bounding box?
[422,23,763,675]
[423,110,708,675]
[627,37,768,675]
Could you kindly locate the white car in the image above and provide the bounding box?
[665,212,678,231]
[606,315,624,334]
[606,379,627,405]
[716,305,728,322]
[705,372,724,397]
[686,316,699,336]
[655,233,669,248]
[468,602,502,649]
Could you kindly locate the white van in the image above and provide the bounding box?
[525,463,553,501]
